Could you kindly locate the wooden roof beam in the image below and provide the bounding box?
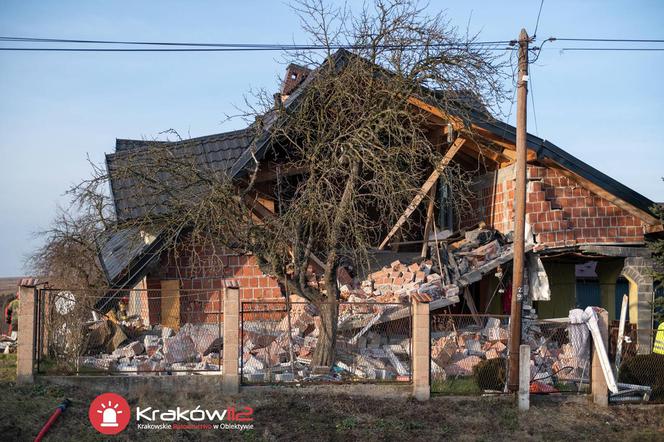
[253,162,309,183]
[378,137,466,250]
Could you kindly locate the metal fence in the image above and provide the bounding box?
[35,287,222,375]
[240,301,412,384]
[430,313,510,395]
[610,327,663,402]
[525,319,591,394]
[430,314,592,395]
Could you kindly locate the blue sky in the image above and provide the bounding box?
[0,1,662,276]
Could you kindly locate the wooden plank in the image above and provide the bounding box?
[253,163,309,183]
[407,96,463,128]
[462,138,511,164]
[160,279,181,330]
[463,287,482,327]
[420,187,437,257]
[378,138,465,250]
[456,243,534,287]
[615,294,628,371]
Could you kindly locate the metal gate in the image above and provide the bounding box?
[240,301,412,384]
[35,286,223,375]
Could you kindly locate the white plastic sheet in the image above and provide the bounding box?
[527,253,551,301]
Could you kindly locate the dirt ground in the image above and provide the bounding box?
[1,355,663,441]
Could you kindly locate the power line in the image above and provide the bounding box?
[533,0,545,39]
[560,47,664,51]
[552,37,664,43]
[2,35,663,54]
[7,45,661,53]
[529,68,539,136]
[0,47,307,52]
[0,46,516,53]
[0,35,514,49]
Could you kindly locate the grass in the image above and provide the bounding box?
[431,376,482,395]
[1,356,663,441]
[0,353,16,382]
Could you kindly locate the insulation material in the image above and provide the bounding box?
[527,252,550,301]
[567,313,591,363]
[569,307,618,394]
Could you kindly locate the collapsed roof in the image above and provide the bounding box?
[101,48,659,288]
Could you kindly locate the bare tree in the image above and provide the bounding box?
[34,0,507,368]
[29,158,113,290]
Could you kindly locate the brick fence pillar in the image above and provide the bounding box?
[223,280,240,394]
[621,257,655,353]
[411,296,430,401]
[591,308,609,407]
[16,284,37,384]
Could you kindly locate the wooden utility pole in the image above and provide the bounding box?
[508,28,529,392]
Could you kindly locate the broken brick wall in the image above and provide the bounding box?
[464,164,646,248]
[526,165,645,247]
[462,164,515,233]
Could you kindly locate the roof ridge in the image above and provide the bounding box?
[114,127,254,153]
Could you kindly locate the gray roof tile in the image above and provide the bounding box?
[107,128,255,221]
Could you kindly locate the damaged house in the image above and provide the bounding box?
[90,49,662,376]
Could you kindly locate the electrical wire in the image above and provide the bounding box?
[533,0,545,39]
[0,35,514,51]
[552,37,664,43]
[0,46,516,53]
[561,47,664,52]
[0,35,513,46]
[529,68,539,136]
[4,34,663,53]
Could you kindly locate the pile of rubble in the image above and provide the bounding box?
[430,317,509,380]
[446,227,504,274]
[525,319,590,388]
[79,321,222,374]
[341,259,459,304]
[238,257,465,382]
[0,335,16,354]
[241,301,412,382]
[429,312,589,393]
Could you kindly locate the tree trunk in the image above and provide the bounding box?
[311,299,338,369]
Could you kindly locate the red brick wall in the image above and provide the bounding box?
[466,164,646,248]
[148,244,284,324]
[463,165,515,233]
[526,166,645,248]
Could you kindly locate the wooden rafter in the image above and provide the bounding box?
[378,137,466,250]
[253,162,309,183]
[407,96,463,130]
[420,186,437,257]
[407,94,661,232]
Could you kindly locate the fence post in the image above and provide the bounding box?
[411,295,430,401]
[223,280,240,394]
[16,283,37,384]
[591,308,609,407]
[518,344,530,411]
